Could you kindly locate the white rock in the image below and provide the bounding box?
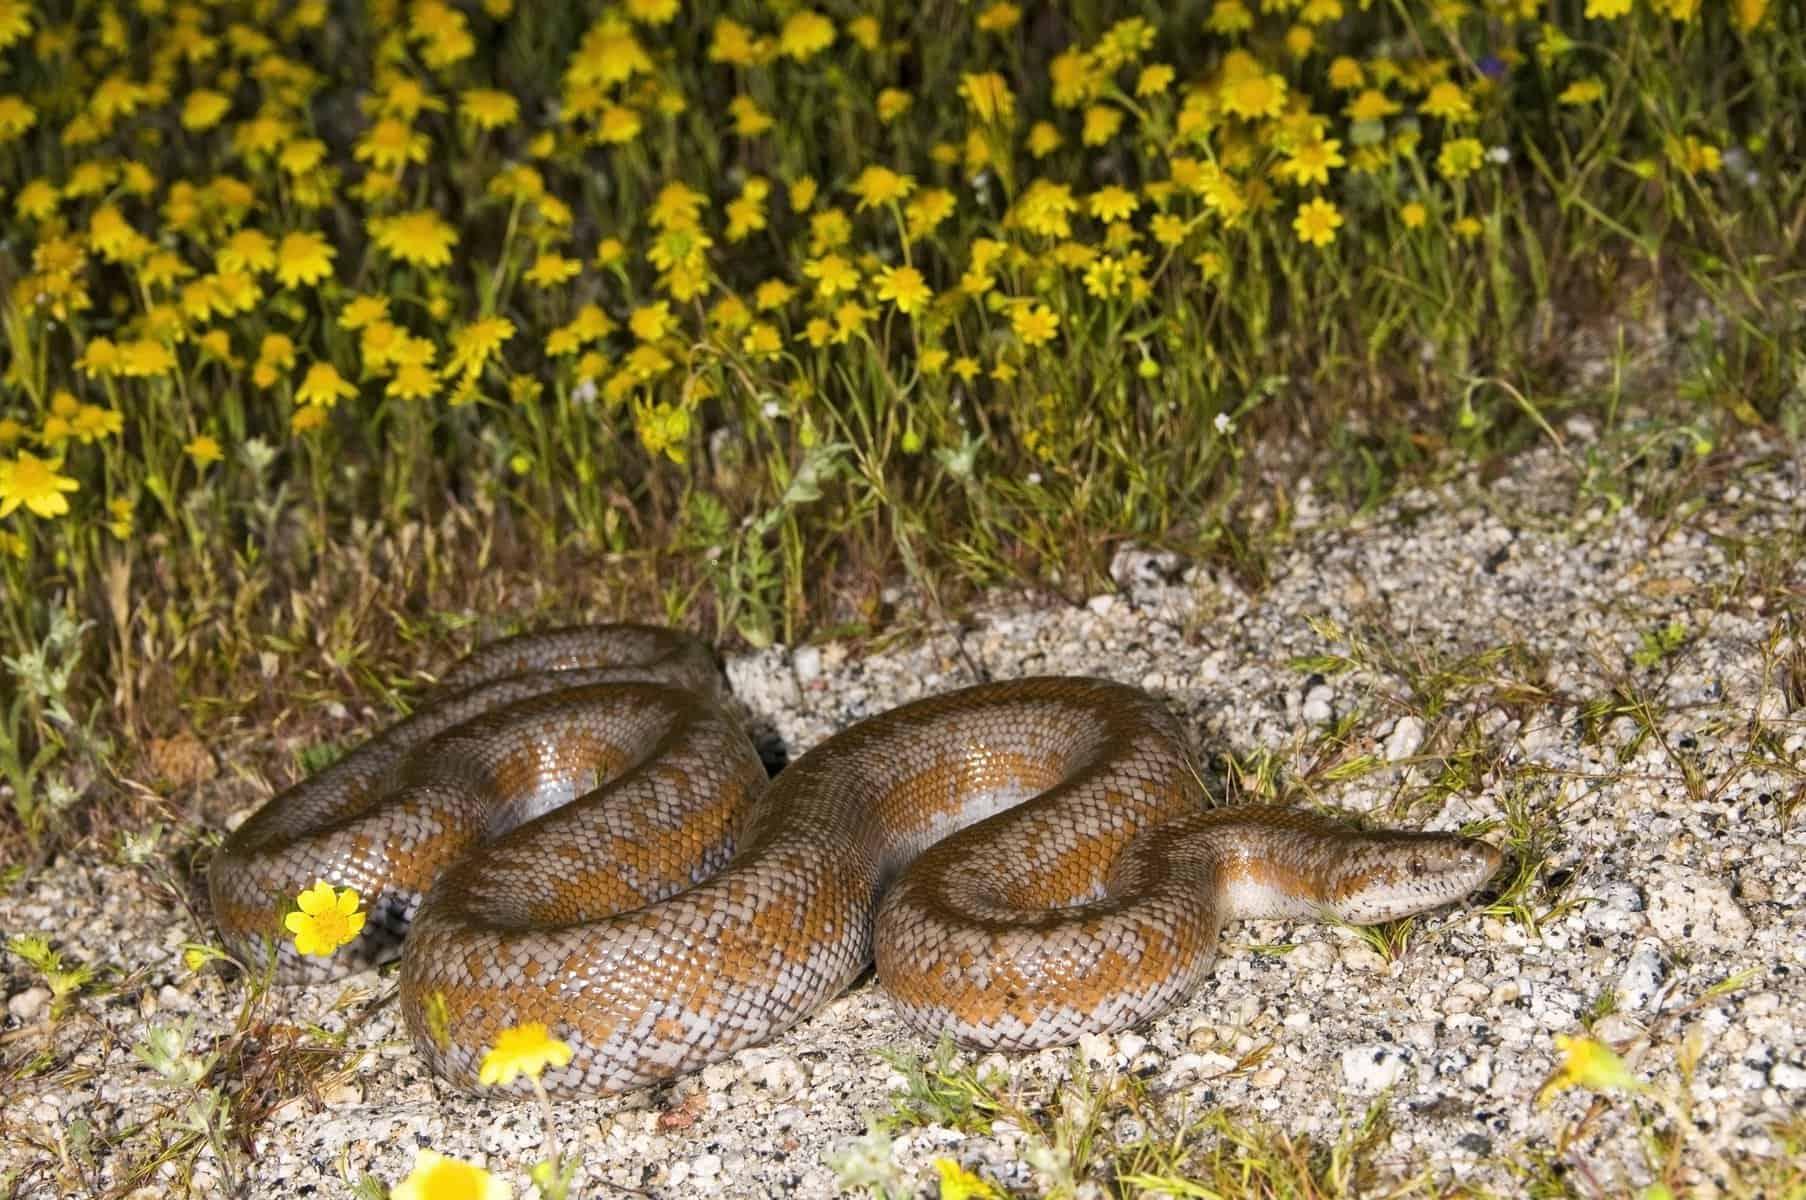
[1617,940,1667,1011]
[1385,715,1426,761]
[1340,1043,1413,1093]
[7,986,50,1023]
[1301,684,1335,725]
[1645,870,1753,949]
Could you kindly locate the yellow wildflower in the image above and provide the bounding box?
[444,317,514,378]
[1221,72,1286,120]
[976,3,1020,32]
[87,205,151,264]
[0,451,79,519]
[1420,81,1475,122]
[359,321,405,371]
[593,103,641,144]
[524,253,581,287]
[875,265,932,315]
[848,16,880,51]
[754,279,794,311]
[339,295,390,331]
[1048,49,1099,109]
[1082,254,1132,299]
[1150,212,1190,246]
[832,300,871,342]
[391,1150,509,1200]
[39,393,78,447]
[633,397,692,463]
[623,0,677,22]
[460,88,519,130]
[219,229,276,275]
[1136,65,1175,97]
[1345,88,1401,122]
[297,362,357,408]
[1081,105,1123,146]
[933,1158,1007,1200]
[1027,121,1062,157]
[1292,197,1343,247]
[107,497,133,540]
[728,95,773,138]
[1436,137,1486,181]
[71,404,122,444]
[278,139,327,176]
[15,178,58,222]
[478,1022,574,1088]
[1328,56,1364,89]
[387,363,438,402]
[742,322,782,358]
[117,339,178,378]
[792,215,840,264]
[1095,16,1153,67]
[75,339,117,379]
[180,89,232,131]
[1013,179,1078,238]
[0,0,32,52]
[274,231,335,288]
[850,165,915,210]
[1583,0,1631,17]
[803,253,859,299]
[1089,185,1138,222]
[629,302,674,342]
[876,88,912,123]
[905,190,956,241]
[649,181,706,230]
[1206,0,1254,34]
[1538,1034,1642,1105]
[708,18,769,67]
[185,435,223,467]
[1559,78,1605,106]
[283,882,367,957]
[1665,134,1722,176]
[197,329,240,368]
[355,116,429,171]
[1279,137,1346,187]
[371,210,458,268]
[780,10,835,60]
[256,333,297,379]
[1010,303,1060,347]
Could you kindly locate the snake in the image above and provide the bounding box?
[209,625,1503,1098]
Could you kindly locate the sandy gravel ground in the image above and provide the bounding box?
[2,438,1802,1198]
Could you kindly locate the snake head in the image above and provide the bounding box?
[1320,831,1504,925]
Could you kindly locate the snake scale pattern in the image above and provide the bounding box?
[210,625,1503,1097]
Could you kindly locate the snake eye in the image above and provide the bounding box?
[1409,854,1426,875]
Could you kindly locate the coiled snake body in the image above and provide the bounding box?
[210,626,1502,1097]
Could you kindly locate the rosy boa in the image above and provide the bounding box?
[210,625,1503,1097]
